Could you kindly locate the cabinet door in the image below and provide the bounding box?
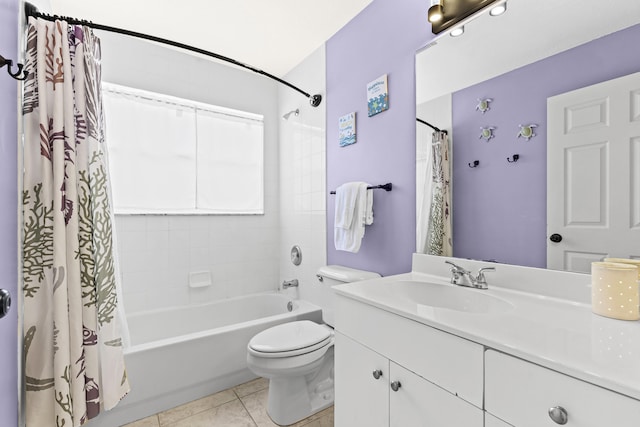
[335,332,389,427]
[389,362,483,427]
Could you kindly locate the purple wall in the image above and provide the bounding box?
[451,24,640,268]
[326,0,433,276]
[0,0,19,424]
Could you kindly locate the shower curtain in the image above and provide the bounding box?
[418,130,452,256]
[22,17,129,426]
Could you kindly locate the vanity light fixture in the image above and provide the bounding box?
[429,0,503,34]
[450,26,465,37]
[428,0,444,23]
[489,1,507,16]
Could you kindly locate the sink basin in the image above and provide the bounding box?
[387,280,513,314]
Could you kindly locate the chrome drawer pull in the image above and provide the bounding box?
[548,406,568,425]
[372,370,383,380]
[390,381,401,392]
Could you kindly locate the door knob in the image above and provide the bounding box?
[372,370,383,380]
[549,233,563,243]
[390,381,401,392]
[0,289,11,319]
[548,406,568,424]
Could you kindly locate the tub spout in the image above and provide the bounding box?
[282,279,299,289]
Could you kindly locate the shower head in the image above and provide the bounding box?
[282,109,299,120]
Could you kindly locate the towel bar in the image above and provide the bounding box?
[330,183,392,194]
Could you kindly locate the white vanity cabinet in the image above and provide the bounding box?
[333,255,640,427]
[485,350,640,426]
[334,295,484,427]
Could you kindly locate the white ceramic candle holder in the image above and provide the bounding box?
[604,258,640,314]
[591,262,639,321]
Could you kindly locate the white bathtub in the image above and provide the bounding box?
[90,293,322,427]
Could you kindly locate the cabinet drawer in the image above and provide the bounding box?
[485,350,640,426]
[335,295,484,407]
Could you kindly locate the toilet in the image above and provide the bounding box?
[246,265,380,426]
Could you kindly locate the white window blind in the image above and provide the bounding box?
[102,83,264,214]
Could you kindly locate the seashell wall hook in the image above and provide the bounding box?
[476,98,493,113]
[517,124,538,141]
[479,126,496,141]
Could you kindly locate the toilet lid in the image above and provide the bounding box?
[249,320,332,353]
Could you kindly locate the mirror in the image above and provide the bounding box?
[416,0,640,272]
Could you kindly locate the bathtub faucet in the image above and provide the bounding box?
[282,279,299,289]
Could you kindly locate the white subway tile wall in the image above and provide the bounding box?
[278,46,328,308]
[115,212,280,314]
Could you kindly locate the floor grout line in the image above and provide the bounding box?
[237,395,259,427]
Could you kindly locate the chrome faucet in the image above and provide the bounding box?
[282,279,299,289]
[445,261,495,290]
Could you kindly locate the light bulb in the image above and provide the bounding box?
[490,2,507,16]
[450,26,464,37]
[428,1,444,23]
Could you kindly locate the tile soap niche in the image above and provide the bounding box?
[189,270,212,288]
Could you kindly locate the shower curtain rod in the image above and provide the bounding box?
[24,2,323,107]
[416,118,447,134]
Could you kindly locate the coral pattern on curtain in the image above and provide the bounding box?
[22,17,129,427]
[422,131,452,256]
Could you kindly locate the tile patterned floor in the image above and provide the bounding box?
[123,378,334,427]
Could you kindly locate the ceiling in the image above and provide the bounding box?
[50,0,374,77]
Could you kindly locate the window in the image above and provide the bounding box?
[102,83,264,214]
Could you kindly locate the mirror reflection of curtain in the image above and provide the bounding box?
[417,131,452,255]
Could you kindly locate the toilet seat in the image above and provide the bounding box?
[248,320,333,358]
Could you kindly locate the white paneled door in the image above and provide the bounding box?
[547,72,640,272]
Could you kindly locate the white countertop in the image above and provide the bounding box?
[332,255,640,401]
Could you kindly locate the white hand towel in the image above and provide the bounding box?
[334,182,361,229]
[334,182,369,253]
[364,188,374,225]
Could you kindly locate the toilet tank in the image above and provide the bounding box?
[316,265,381,327]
